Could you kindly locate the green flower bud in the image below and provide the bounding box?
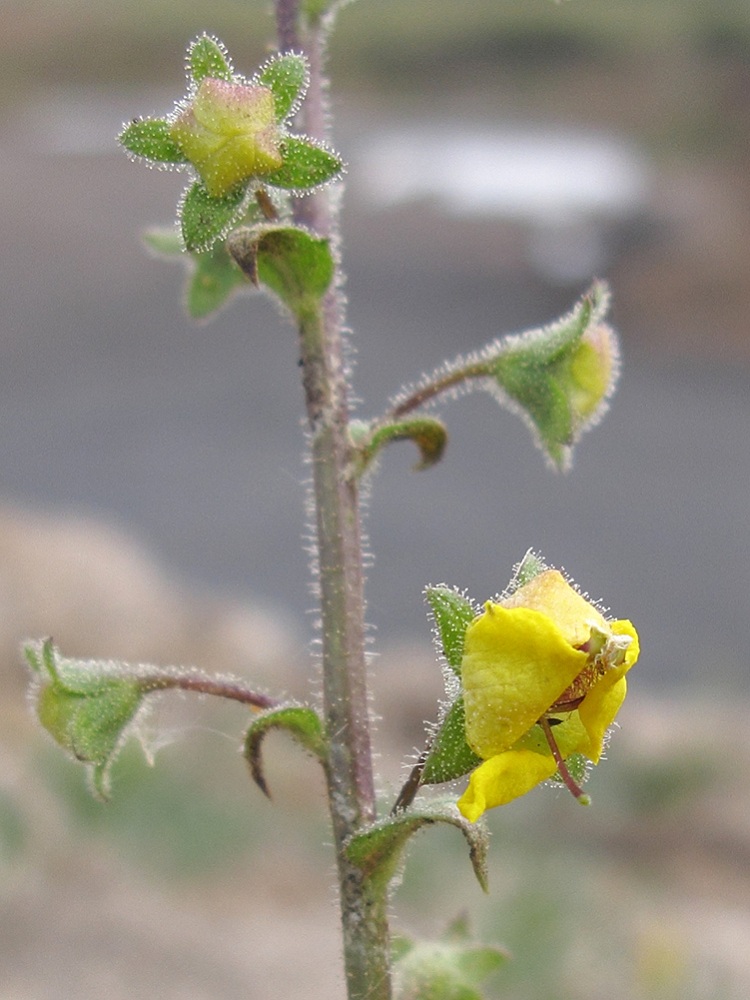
[170,78,283,197]
[565,321,618,424]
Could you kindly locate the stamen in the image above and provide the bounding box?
[539,717,591,805]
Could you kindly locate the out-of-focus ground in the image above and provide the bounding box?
[2,1,750,997]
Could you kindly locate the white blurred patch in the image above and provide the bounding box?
[353,120,651,282]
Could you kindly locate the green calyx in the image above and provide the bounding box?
[487,282,618,471]
[119,36,344,253]
[25,640,145,800]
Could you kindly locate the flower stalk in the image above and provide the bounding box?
[538,717,590,805]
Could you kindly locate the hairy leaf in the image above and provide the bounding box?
[243,704,327,798]
[119,119,186,163]
[347,801,489,893]
[259,53,309,122]
[179,181,247,252]
[422,697,481,786]
[265,137,343,190]
[188,34,233,84]
[425,586,477,675]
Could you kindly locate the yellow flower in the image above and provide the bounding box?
[170,78,283,197]
[457,569,639,822]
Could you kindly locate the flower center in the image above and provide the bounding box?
[548,625,631,714]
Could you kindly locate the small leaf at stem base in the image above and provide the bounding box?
[243,704,327,798]
[227,225,335,319]
[346,801,489,893]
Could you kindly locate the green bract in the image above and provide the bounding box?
[118,35,344,252]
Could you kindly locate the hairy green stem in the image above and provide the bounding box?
[275,3,392,997]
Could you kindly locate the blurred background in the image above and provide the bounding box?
[1,0,749,997]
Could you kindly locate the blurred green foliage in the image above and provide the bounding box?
[35,730,329,882]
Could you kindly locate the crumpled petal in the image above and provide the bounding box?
[457,749,558,821]
[462,601,587,759]
[501,570,607,647]
[577,620,639,761]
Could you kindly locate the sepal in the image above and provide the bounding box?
[179,181,248,252]
[187,33,233,84]
[119,119,187,163]
[258,52,309,123]
[425,585,477,676]
[504,548,548,595]
[263,137,344,191]
[243,704,327,798]
[421,697,481,785]
[392,698,480,814]
[346,799,489,893]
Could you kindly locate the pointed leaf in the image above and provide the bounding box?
[265,137,343,190]
[228,225,335,317]
[243,704,327,798]
[188,34,233,84]
[119,119,187,163]
[346,801,489,893]
[422,697,481,785]
[259,52,309,122]
[179,181,247,252]
[350,417,447,477]
[425,586,477,675]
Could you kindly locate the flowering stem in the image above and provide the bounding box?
[539,717,591,805]
[274,4,392,998]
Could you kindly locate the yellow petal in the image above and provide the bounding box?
[457,750,558,821]
[577,619,639,761]
[578,677,627,762]
[462,601,587,758]
[502,570,607,647]
[610,620,640,668]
